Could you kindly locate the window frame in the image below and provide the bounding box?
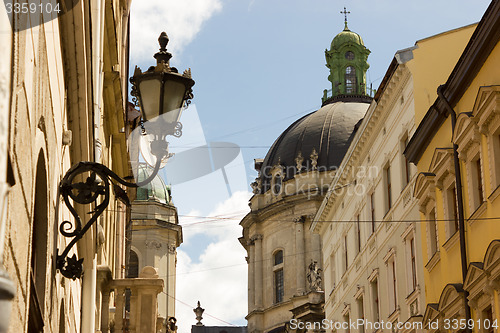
[273,249,285,303]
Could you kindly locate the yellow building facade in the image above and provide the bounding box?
[406,0,500,330]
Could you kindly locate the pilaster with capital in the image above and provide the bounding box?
[295,216,306,295]
[252,234,264,308]
[248,239,256,310]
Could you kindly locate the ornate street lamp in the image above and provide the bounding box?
[56,32,194,280]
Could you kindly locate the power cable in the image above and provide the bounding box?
[163,291,238,327]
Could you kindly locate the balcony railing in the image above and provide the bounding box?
[98,266,170,333]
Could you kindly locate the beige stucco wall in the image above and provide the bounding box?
[313,63,425,330]
[131,200,182,322]
[242,172,331,333]
[3,10,79,333]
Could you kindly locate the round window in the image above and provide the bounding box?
[345,51,355,60]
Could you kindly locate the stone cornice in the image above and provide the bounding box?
[243,191,324,230]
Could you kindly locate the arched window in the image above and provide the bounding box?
[273,250,284,303]
[345,66,357,94]
[272,174,282,195]
[28,153,48,332]
[128,250,139,278]
[345,51,355,60]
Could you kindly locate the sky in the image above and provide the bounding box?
[129,1,492,332]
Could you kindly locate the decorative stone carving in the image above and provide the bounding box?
[145,240,162,249]
[193,301,205,326]
[307,260,323,291]
[295,151,304,171]
[310,148,318,170]
[251,179,260,194]
[168,244,176,254]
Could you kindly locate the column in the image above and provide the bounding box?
[248,240,255,311]
[295,217,306,295]
[81,255,97,333]
[101,289,111,333]
[312,233,322,267]
[254,235,263,309]
[129,286,138,333]
[114,287,125,332]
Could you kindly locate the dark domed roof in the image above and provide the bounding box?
[259,101,369,192]
[135,164,171,204]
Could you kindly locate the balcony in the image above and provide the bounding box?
[97,266,173,333]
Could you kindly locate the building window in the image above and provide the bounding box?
[385,165,392,213]
[28,155,49,333]
[428,209,438,258]
[128,250,139,278]
[490,131,500,190]
[475,158,484,204]
[370,193,376,234]
[407,237,417,292]
[357,296,365,333]
[345,66,356,94]
[356,214,361,254]
[274,250,283,265]
[387,257,397,313]
[345,51,355,60]
[467,155,485,212]
[482,306,495,333]
[402,136,411,188]
[444,184,459,238]
[344,234,349,274]
[274,269,284,303]
[344,313,351,333]
[330,252,336,291]
[370,278,380,322]
[273,250,284,303]
[272,174,282,195]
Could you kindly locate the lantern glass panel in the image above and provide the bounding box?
[162,80,186,123]
[138,78,162,121]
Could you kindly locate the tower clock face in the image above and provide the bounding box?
[345,51,355,60]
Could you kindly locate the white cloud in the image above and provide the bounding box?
[130,0,223,63]
[175,191,251,333]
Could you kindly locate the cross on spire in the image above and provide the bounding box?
[340,7,350,30]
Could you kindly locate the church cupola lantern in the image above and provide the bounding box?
[322,8,371,105]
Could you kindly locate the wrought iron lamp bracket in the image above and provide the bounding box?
[56,155,162,280]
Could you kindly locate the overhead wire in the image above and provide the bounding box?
[162,291,238,327]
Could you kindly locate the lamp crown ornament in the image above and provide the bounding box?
[154,32,172,65]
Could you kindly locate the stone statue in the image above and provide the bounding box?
[166,317,177,333]
[307,260,323,291]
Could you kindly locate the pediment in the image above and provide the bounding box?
[414,172,436,201]
[453,113,480,158]
[463,262,485,292]
[429,148,454,187]
[484,239,500,273]
[438,284,464,314]
[423,303,440,326]
[453,112,475,143]
[472,85,500,117]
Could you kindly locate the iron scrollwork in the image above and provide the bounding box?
[56,151,163,280]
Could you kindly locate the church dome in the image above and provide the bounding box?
[135,164,171,204]
[259,101,369,192]
[331,28,365,49]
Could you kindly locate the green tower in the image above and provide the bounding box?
[322,8,370,105]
